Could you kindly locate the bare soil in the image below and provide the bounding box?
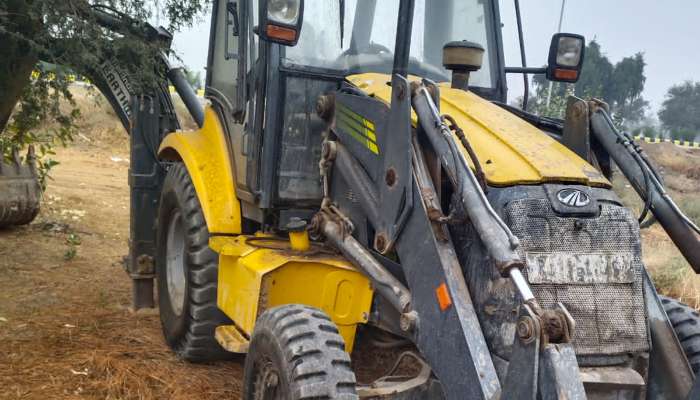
[0,149,244,398]
[0,93,242,399]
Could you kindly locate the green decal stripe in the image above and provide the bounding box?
[336,104,377,140]
[336,111,378,146]
[337,116,380,154]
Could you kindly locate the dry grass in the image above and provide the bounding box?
[613,142,700,308]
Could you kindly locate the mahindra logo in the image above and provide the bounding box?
[557,188,590,207]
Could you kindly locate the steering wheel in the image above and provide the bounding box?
[335,42,451,83]
[342,41,393,57]
[364,42,392,55]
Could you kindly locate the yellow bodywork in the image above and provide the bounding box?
[158,73,610,358]
[210,235,373,352]
[158,105,241,234]
[159,105,372,353]
[348,73,610,188]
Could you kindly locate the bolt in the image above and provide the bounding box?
[375,234,387,253]
[396,84,406,100]
[321,141,337,161]
[517,316,536,343]
[385,168,397,188]
[400,311,418,332]
[316,94,335,121]
[573,101,586,117]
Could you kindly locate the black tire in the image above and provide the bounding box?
[660,295,700,373]
[156,163,230,362]
[243,304,358,400]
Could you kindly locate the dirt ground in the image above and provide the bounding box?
[0,96,243,399]
[0,91,699,398]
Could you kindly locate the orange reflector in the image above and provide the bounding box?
[436,283,452,311]
[554,68,579,81]
[266,24,297,43]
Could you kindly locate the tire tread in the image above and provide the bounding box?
[157,163,231,362]
[661,295,700,374]
[244,305,358,399]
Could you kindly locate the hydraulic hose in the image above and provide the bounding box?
[590,106,700,272]
[411,85,537,306]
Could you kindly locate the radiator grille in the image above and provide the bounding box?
[505,199,649,355]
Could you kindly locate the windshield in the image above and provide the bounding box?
[284,0,497,88]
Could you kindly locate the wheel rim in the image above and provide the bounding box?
[165,210,187,316]
[253,358,280,400]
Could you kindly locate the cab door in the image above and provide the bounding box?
[204,0,255,198]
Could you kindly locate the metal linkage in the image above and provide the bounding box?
[411,83,538,307]
[589,102,700,272]
[311,211,412,316]
[313,139,411,317]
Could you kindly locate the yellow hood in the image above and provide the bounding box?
[347,73,610,188]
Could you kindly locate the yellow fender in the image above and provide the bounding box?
[210,235,373,352]
[158,105,241,235]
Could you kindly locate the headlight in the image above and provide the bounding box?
[268,0,300,25]
[555,36,583,67]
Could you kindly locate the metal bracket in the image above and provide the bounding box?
[563,96,593,162]
[503,303,584,399]
[538,344,587,400]
[502,304,541,400]
[356,352,433,398]
[374,74,414,254]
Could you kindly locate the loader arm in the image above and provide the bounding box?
[27,5,209,309]
[313,75,592,399]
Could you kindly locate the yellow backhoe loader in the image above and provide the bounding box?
[47,1,700,398]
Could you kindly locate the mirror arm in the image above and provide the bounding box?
[505,67,547,74]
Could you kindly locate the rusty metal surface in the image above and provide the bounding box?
[0,148,41,228]
[563,96,593,162]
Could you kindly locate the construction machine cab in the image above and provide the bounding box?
[206,0,589,231]
[204,0,511,228]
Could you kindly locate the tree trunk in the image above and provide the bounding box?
[0,0,41,134]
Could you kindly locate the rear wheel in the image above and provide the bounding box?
[660,295,700,373]
[243,304,358,400]
[156,163,230,362]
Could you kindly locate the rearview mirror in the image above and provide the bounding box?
[258,0,304,46]
[546,33,585,83]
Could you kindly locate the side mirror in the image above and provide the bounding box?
[546,33,585,83]
[258,0,304,46]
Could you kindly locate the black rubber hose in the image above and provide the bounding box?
[442,114,488,192]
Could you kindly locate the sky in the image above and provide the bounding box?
[171,0,700,114]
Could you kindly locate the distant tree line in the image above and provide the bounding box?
[658,81,700,142]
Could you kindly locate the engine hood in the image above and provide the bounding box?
[346,73,610,188]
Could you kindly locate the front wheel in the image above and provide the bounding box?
[243,304,358,400]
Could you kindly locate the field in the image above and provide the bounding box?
[0,89,699,398]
